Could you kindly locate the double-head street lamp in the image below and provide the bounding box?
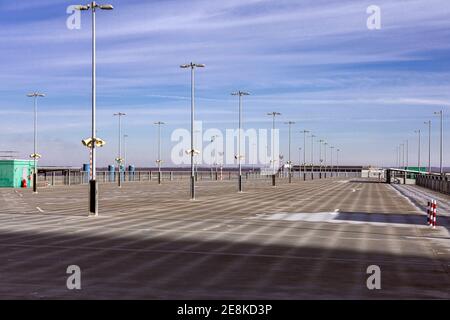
[434,110,444,175]
[27,92,45,193]
[75,2,113,216]
[284,121,295,183]
[180,62,205,200]
[113,112,126,187]
[154,121,165,184]
[267,112,281,175]
[232,91,250,192]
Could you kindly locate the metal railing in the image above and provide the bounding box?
[36,169,361,187]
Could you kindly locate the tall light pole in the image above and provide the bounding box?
[211,135,220,177]
[180,62,205,200]
[298,147,302,172]
[232,91,250,191]
[309,134,316,179]
[123,134,128,168]
[154,121,165,184]
[414,129,421,171]
[284,121,295,183]
[330,146,335,177]
[113,112,126,187]
[267,112,281,175]
[76,2,113,216]
[324,142,328,177]
[424,120,431,173]
[405,139,409,168]
[318,139,324,178]
[310,134,316,164]
[434,110,443,175]
[400,143,404,168]
[336,148,340,175]
[27,92,45,193]
[300,130,309,180]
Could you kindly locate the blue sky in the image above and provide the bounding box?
[0,0,449,167]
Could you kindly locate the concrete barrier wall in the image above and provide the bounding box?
[416,174,450,195]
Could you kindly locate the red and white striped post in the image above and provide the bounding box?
[432,200,437,229]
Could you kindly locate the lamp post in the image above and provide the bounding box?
[284,121,295,183]
[414,129,421,171]
[300,130,309,181]
[298,147,302,178]
[211,135,220,179]
[267,112,281,176]
[180,62,205,200]
[434,110,443,175]
[123,134,128,169]
[113,112,126,187]
[400,143,404,168]
[318,139,324,178]
[26,92,45,193]
[310,134,316,179]
[330,146,335,177]
[76,1,113,216]
[154,121,165,184]
[405,140,409,168]
[424,120,431,173]
[336,148,340,176]
[324,142,328,178]
[232,91,250,191]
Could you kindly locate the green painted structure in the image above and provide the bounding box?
[405,166,427,172]
[0,160,34,188]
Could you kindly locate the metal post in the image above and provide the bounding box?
[232,91,249,192]
[434,110,443,175]
[180,63,205,199]
[77,2,114,216]
[310,134,315,180]
[285,121,295,183]
[155,121,165,185]
[114,112,125,187]
[415,129,421,171]
[424,120,431,173]
[324,142,328,178]
[406,140,409,168]
[300,130,309,181]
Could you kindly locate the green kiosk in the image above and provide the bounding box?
[0,160,34,188]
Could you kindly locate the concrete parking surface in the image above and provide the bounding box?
[0,177,448,299]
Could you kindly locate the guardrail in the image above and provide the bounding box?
[36,169,361,187]
[416,174,450,195]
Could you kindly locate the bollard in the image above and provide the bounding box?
[427,201,432,225]
[272,174,276,186]
[432,200,437,229]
